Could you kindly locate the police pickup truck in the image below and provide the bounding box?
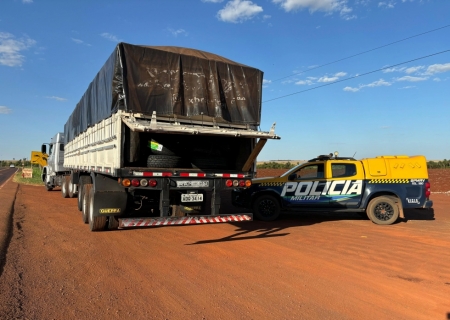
[232,153,433,225]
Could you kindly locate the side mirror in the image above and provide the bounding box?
[41,144,46,154]
[288,173,297,181]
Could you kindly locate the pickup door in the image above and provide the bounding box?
[326,161,364,208]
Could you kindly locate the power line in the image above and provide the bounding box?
[272,24,450,82]
[263,49,450,103]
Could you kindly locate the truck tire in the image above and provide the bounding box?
[61,175,70,198]
[366,196,399,225]
[253,194,281,221]
[77,176,91,211]
[81,184,92,224]
[88,187,107,232]
[68,180,77,198]
[147,155,183,168]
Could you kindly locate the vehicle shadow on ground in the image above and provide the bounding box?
[187,212,363,245]
[187,207,436,245]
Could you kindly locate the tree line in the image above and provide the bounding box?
[426,160,450,169]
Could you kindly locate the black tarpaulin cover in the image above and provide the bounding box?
[64,43,263,143]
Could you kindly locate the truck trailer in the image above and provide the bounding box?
[42,43,280,231]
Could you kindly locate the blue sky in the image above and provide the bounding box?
[1,0,449,162]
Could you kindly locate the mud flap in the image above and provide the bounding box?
[91,174,128,217]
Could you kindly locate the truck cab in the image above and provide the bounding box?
[41,132,66,191]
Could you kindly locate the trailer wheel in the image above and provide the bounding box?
[147,155,184,168]
[68,181,77,198]
[88,187,107,232]
[253,194,281,221]
[366,196,399,225]
[61,175,70,198]
[81,184,92,224]
[77,176,90,211]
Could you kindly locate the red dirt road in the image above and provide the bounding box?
[0,170,450,319]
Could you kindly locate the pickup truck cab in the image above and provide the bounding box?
[232,153,433,225]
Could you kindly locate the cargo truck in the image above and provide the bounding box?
[42,43,280,231]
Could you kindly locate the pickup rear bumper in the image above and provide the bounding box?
[422,200,433,209]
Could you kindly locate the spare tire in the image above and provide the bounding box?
[147,155,184,168]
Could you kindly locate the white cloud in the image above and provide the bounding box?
[343,86,360,92]
[71,38,91,46]
[424,63,450,75]
[318,71,347,83]
[295,79,314,85]
[399,86,415,89]
[100,33,122,42]
[433,77,441,82]
[202,0,224,2]
[0,32,36,67]
[404,66,424,74]
[343,79,391,92]
[46,96,67,101]
[217,0,263,23]
[0,106,12,114]
[22,0,33,3]
[382,66,406,73]
[263,79,272,84]
[168,28,188,37]
[395,76,427,82]
[273,0,342,12]
[378,1,395,8]
[365,79,391,87]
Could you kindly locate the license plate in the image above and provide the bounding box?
[177,180,209,188]
[181,194,203,202]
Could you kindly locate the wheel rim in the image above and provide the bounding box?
[373,201,394,221]
[258,198,277,218]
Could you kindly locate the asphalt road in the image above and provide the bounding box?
[0,180,450,319]
[0,167,17,186]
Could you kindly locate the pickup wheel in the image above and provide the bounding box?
[366,196,399,225]
[81,184,92,224]
[61,175,70,198]
[253,195,281,221]
[88,187,107,232]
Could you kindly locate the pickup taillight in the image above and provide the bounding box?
[425,182,431,198]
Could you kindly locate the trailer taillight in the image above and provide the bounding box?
[245,180,252,187]
[149,179,157,187]
[140,179,148,187]
[226,180,233,187]
[425,182,431,198]
[131,179,140,187]
[122,179,131,187]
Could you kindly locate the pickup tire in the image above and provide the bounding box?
[61,175,70,198]
[253,194,281,221]
[81,184,92,224]
[366,196,399,225]
[147,155,183,168]
[88,187,107,231]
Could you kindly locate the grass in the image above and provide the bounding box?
[13,166,44,186]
